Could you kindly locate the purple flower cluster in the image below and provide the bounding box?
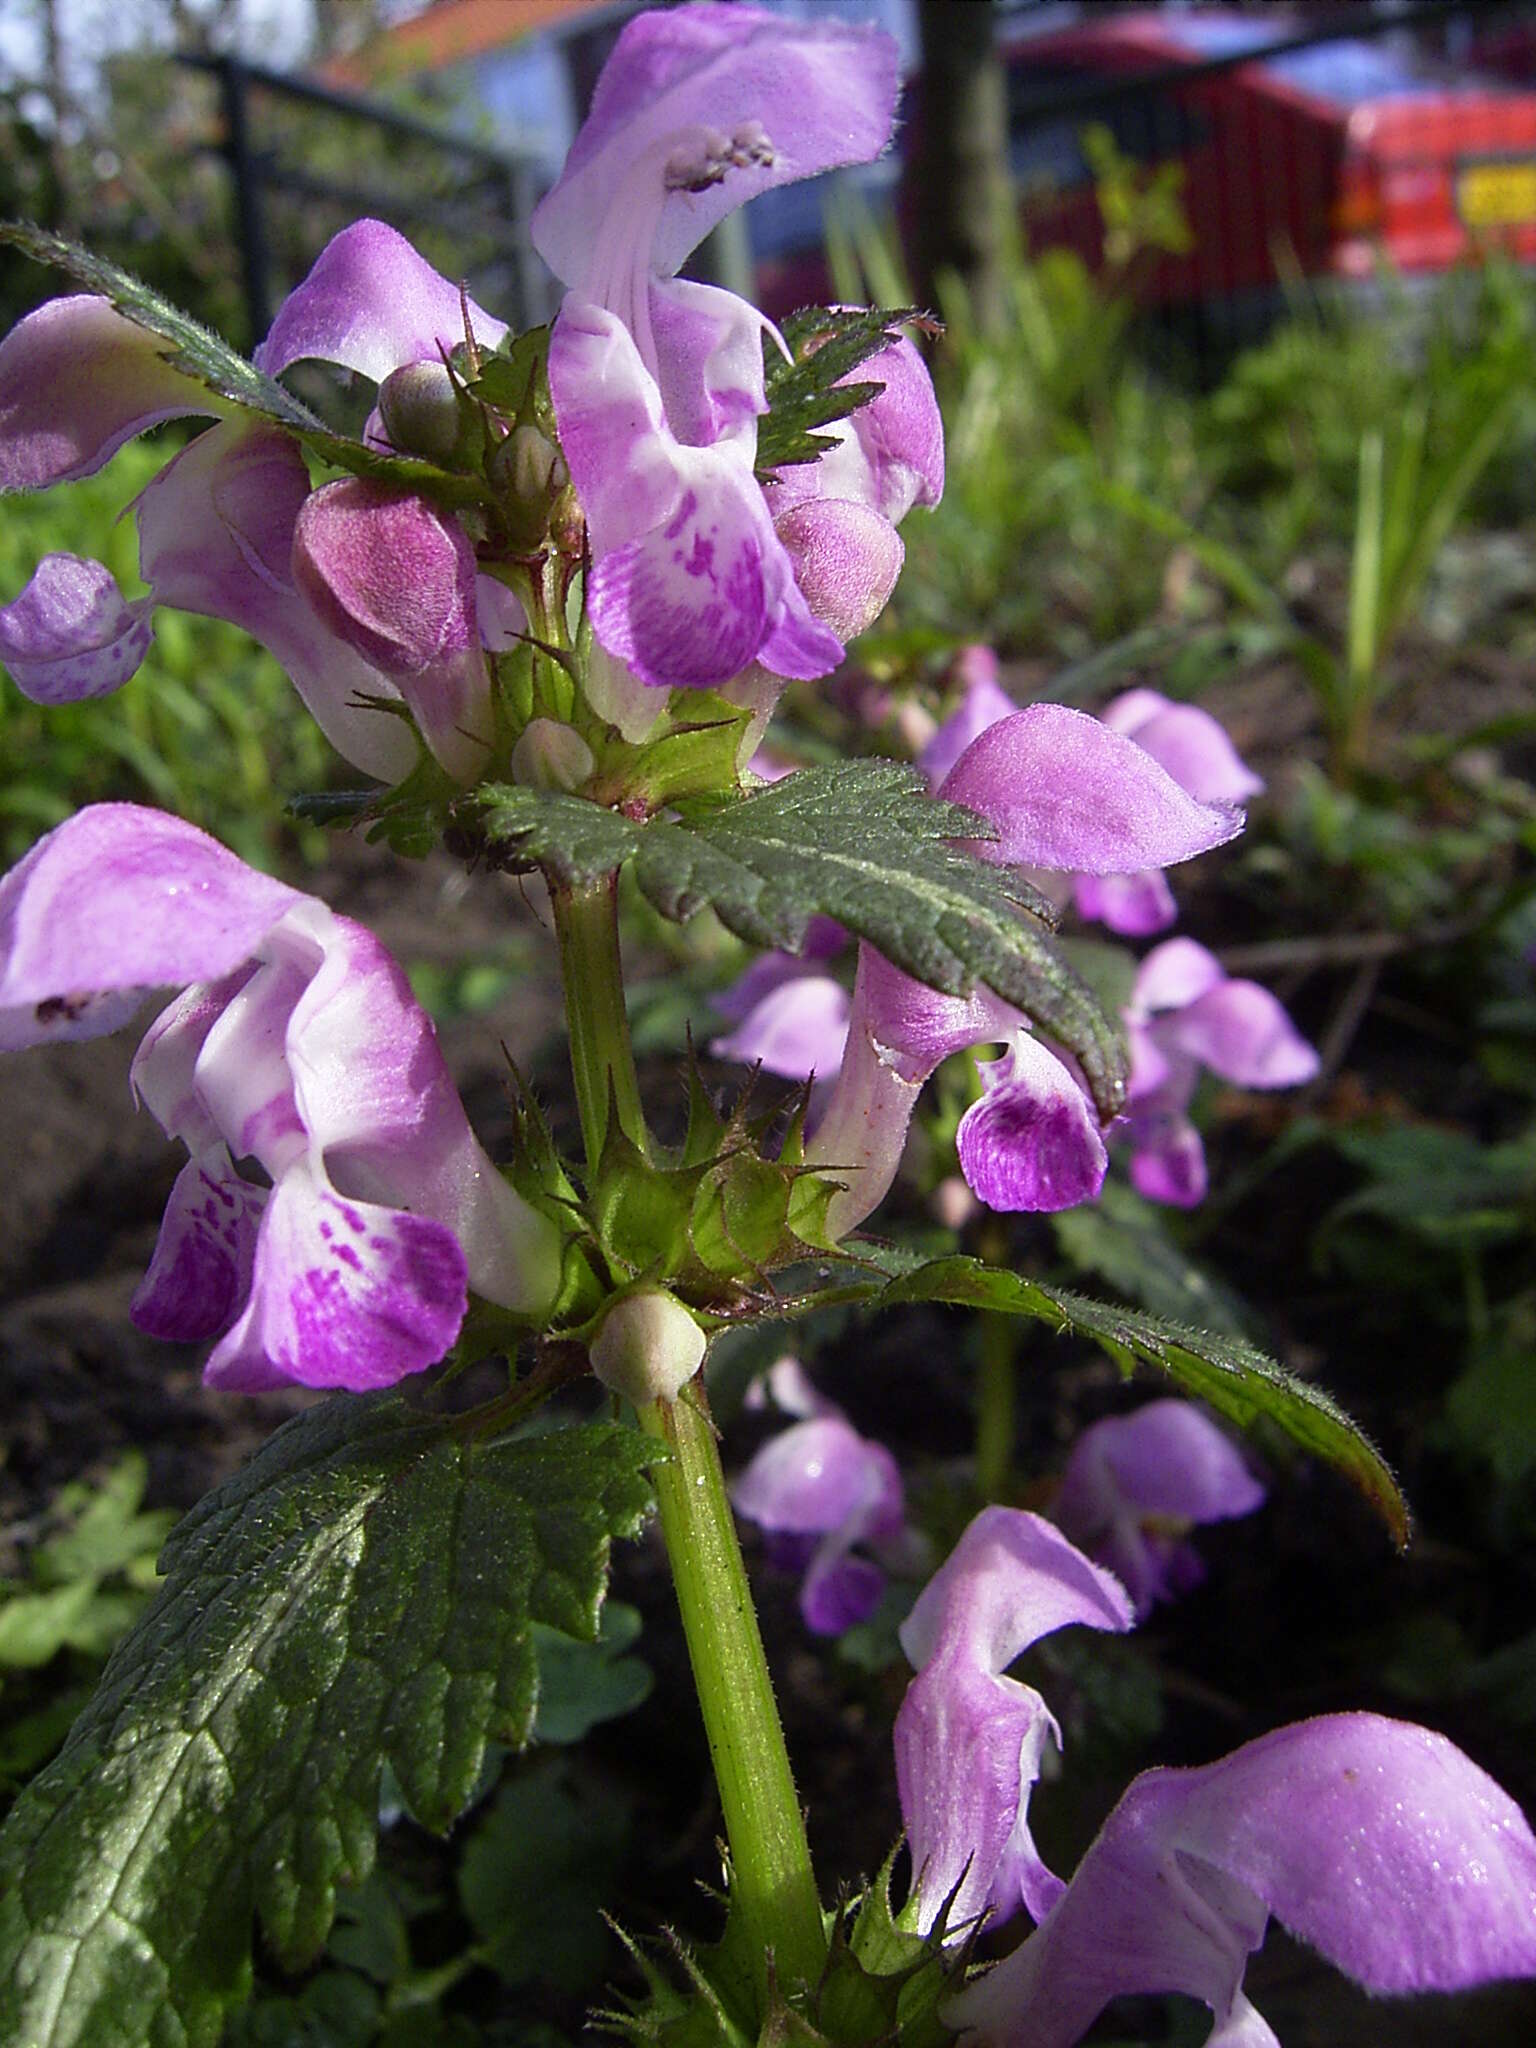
[715,658,1317,1230]
[0,4,949,1392]
[0,229,517,781]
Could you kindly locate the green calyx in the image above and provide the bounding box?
[600,1861,965,2048]
[574,1062,841,1319]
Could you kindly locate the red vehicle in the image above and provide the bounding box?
[1004,7,1536,316]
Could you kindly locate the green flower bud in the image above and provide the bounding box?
[376,361,463,464]
[589,1289,706,1405]
[510,718,594,793]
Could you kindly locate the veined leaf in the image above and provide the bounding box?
[459,763,1127,1116]
[805,1252,1408,1544]
[0,222,488,506]
[756,304,924,475]
[0,1392,657,2048]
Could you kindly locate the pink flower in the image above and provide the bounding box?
[733,1360,921,1635]
[804,706,1240,1235]
[532,3,915,696]
[1121,938,1319,1207]
[1051,1400,1267,1615]
[900,1508,1536,2045]
[0,806,561,1391]
[0,221,513,781]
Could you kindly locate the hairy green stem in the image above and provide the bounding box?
[975,1313,1017,1500]
[550,874,648,1170]
[638,1387,828,2002]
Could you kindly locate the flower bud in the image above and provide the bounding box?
[377,361,463,464]
[589,1288,706,1405]
[489,422,566,504]
[510,718,594,792]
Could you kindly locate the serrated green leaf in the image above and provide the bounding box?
[459,1754,630,1991]
[806,1253,1408,1545]
[460,762,1126,1115]
[0,1393,657,2048]
[757,306,920,475]
[467,325,554,437]
[0,222,489,508]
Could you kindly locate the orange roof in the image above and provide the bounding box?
[318,0,614,88]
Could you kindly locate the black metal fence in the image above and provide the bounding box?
[193,0,1536,370]
[181,50,558,348]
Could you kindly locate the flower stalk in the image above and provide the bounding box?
[638,1385,829,2003]
[551,871,649,1170]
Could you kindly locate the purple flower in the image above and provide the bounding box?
[1121,938,1319,1207]
[291,477,496,780]
[802,706,1241,1234]
[1073,689,1264,937]
[1051,1400,1267,1615]
[710,916,850,1086]
[733,1359,919,1635]
[764,325,944,643]
[0,805,560,1391]
[0,222,512,781]
[900,1508,1536,2046]
[917,648,1019,793]
[532,3,906,695]
[948,1714,1536,2048]
[920,672,1260,938]
[895,1507,1134,1933]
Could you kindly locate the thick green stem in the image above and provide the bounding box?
[975,1314,1017,1500]
[638,1387,828,2001]
[550,874,648,1170]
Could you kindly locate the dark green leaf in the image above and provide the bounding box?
[808,1253,1409,1544]
[460,763,1127,1115]
[0,222,488,506]
[0,1392,657,2048]
[531,1603,652,1743]
[757,306,923,475]
[459,1755,630,1991]
[467,326,554,437]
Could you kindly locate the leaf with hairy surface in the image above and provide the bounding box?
[0,222,490,507]
[798,1251,1409,1545]
[756,305,927,475]
[0,1391,657,2048]
[459,763,1128,1118]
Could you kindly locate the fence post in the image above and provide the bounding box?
[913,0,1010,335]
[217,55,272,350]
